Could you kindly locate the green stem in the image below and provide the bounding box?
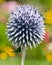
[21,46,27,65]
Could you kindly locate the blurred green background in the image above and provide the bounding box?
[0,0,52,65]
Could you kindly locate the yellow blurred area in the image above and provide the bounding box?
[0,46,16,60]
[45,9,52,24]
[0,52,7,60]
[4,47,15,57]
[0,0,5,3]
[46,53,52,62]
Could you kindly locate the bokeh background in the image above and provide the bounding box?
[0,0,52,65]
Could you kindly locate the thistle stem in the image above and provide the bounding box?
[21,46,27,65]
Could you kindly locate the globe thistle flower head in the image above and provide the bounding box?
[6,5,45,48]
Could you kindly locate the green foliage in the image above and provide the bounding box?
[0,57,52,65]
[0,23,11,46]
[27,44,45,59]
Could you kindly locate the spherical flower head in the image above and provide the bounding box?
[6,5,45,48]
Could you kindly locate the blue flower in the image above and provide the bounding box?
[6,5,45,48]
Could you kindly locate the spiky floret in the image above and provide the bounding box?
[6,5,45,48]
